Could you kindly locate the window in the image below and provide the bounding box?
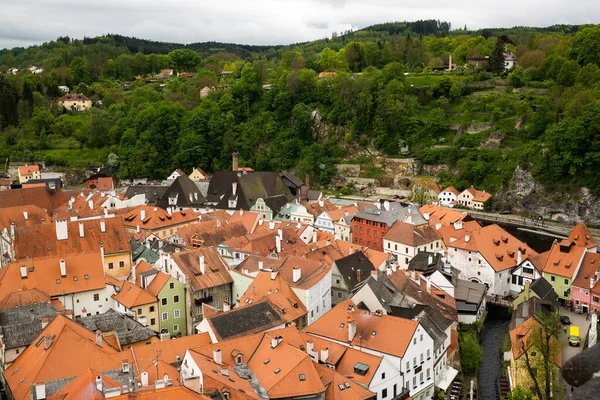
[173,324,179,332]
[413,357,417,367]
[427,368,430,379]
[406,362,410,371]
[388,243,391,249]
[413,338,416,345]
[337,292,342,298]
[564,278,569,285]
[405,247,408,253]
[420,334,423,342]
[413,377,416,388]
[213,287,218,293]
[150,306,155,312]
[138,308,142,315]
[420,372,423,383]
[382,388,388,398]
[108,262,114,269]
[593,296,599,303]
[381,372,385,379]
[420,353,423,363]
[169,282,175,289]
[427,349,430,359]
[213,300,220,308]
[93,294,100,301]
[161,298,167,306]
[174,309,180,318]
[162,312,168,320]
[551,276,555,282]
[336,279,340,284]
[119,261,124,268]
[174,295,180,303]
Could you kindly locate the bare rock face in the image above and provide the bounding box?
[502,166,600,224]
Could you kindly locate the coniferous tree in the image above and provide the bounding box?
[489,38,506,75]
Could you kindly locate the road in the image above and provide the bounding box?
[466,210,600,239]
[557,306,591,397]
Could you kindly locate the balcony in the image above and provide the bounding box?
[194,295,213,305]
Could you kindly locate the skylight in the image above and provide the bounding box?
[274,368,281,374]
[299,374,305,381]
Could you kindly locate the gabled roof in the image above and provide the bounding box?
[176,220,247,248]
[145,271,172,297]
[117,205,200,231]
[383,221,442,246]
[541,240,586,278]
[529,277,558,303]
[169,247,233,291]
[47,368,122,400]
[413,177,441,195]
[568,222,598,250]
[18,164,39,175]
[78,309,157,346]
[4,314,125,400]
[111,386,210,399]
[354,202,426,227]
[0,288,51,309]
[240,271,307,324]
[441,186,461,196]
[59,93,90,101]
[112,281,157,308]
[205,299,285,341]
[0,302,58,349]
[0,187,68,212]
[509,317,562,367]
[334,251,375,290]
[462,187,492,203]
[125,185,169,204]
[156,175,205,208]
[305,200,337,218]
[449,224,537,272]
[305,299,419,358]
[15,218,130,258]
[315,362,376,400]
[572,252,600,289]
[0,253,106,300]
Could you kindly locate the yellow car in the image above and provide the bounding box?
[569,326,581,347]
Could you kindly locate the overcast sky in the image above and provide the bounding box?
[1,0,599,50]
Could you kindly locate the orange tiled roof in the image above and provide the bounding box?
[116,205,200,231]
[383,221,442,246]
[0,187,68,212]
[449,224,537,272]
[145,271,171,297]
[419,204,471,225]
[111,386,211,399]
[325,205,360,222]
[442,186,461,196]
[315,362,376,400]
[14,218,130,259]
[464,187,492,203]
[169,247,233,291]
[176,220,247,248]
[334,345,382,387]
[568,222,599,250]
[305,200,337,218]
[240,271,307,324]
[47,368,122,400]
[0,288,51,309]
[541,240,586,278]
[228,210,260,232]
[277,256,331,290]
[112,280,157,308]
[572,252,600,289]
[4,314,127,400]
[96,177,114,191]
[0,253,106,300]
[0,205,50,229]
[305,245,345,265]
[18,164,39,175]
[51,192,109,221]
[305,299,418,358]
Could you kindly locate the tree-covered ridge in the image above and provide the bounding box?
[1,23,600,198]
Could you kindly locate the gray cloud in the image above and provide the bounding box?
[1,0,599,49]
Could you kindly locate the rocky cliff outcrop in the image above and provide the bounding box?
[502,166,600,224]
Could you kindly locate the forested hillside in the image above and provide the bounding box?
[1,21,600,199]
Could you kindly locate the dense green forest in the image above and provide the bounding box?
[1,21,600,196]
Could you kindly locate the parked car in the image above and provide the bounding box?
[499,210,512,215]
[569,325,581,347]
[560,315,572,325]
[392,194,405,199]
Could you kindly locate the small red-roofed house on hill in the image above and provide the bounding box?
[58,93,92,111]
[17,164,40,183]
[456,186,492,210]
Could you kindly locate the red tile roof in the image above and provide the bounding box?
[117,205,200,231]
[0,187,68,212]
[315,363,376,400]
[383,221,442,246]
[464,187,492,203]
[59,93,90,101]
[112,280,157,308]
[572,252,600,289]
[568,222,599,250]
[17,164,39,175]
[47,368,122,400]
[0,288,51,309]
[111,386,211,399]
[541,240,586,278]
[169,247,233,292]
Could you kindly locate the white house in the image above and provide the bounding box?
[456,187,492,210]
[314,205,359,234]
[447,224,537,296]
[438,186,460,207]
[382,222,444,269]
[510,256,544,296]
[334,215,353,242]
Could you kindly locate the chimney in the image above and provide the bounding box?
[20,265,27,279]
[66,310,73,319]
[141,371,149,387]
[258,260,264,270]
[306,340,314,354]
[213,348,222,365]
[276,235,282,253]
[383,201,390,211]
[277,228,283,240]
[95,375,103,392]
[198,215,201,223]
[320,347,329,363]
[35,383,46,400]
[349,246,354,255]
[269,221,275,230]
[293,267,301,283]
[220,363,229,377]
[312,231,317,243]
[100,220,106,233]
[140,209,146,221]
[517,249,522,265]
[95,330,103,346]
[199,256,205,274]
[59,259,66,278]
[271,336,282,348]
[55,220,68,241]
[223,301,230,312]
[232,152,239,172]
[41,318,49,329]
[319,200,324,208]
[305,175,310,190]
[347,318,356,342]
[232,182,238,195]
[78,222,85,238]
[465,234,471,243]
[240,209,244,216]
[271,270,278,280]
[375,202,381,210]
[356,269,362,282]
[23,210,28,220]
[435,223,442,230]
[88,200,94,210]
[136,225,140,233]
